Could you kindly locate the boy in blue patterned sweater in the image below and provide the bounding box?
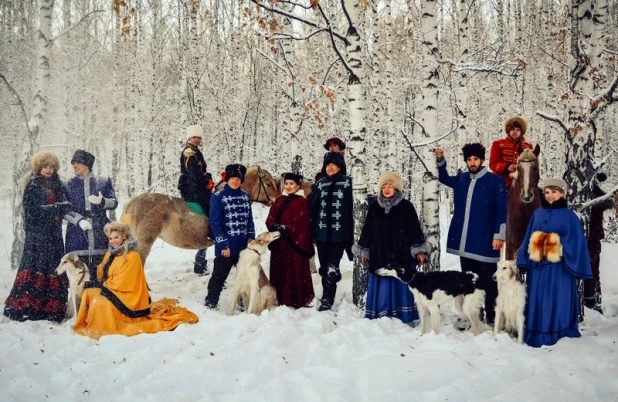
[205,164,255,309]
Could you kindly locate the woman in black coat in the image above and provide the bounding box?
[356,172,428,324]
[4,151,69,322]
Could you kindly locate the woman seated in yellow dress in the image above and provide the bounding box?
[74,221,198,339]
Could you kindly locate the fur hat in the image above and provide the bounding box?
[323,137,346,151]
[323,152,345,170]
[462,143,486,161]
[225,164,247,183]
[542,178,567,193]
[71,150,95,170]
[31,151,60,173]
[283,172,303,185]
[377,172,404,192]
[186,124,203,141]
[504,115,528,137]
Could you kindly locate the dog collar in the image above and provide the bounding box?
[77,270,87,286]
[249,248,261,257]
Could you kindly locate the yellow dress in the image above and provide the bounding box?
[74,250,198,339]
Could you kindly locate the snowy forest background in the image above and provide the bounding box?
[1,0,618,277]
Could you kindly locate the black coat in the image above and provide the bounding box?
[178,143,212,202]
[358,193,425,274]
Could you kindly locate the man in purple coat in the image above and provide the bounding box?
[63,150,118,278]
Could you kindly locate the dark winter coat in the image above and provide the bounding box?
[4,174,69,322]
[437,160,506,263]
[265,190,315,308]
[64,173,118,258]
[309,172,354,245]
[358,192,426,274]
[178,143,212,203]
[209,184,255,257]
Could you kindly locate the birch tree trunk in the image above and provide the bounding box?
[10,0,55,267]
[341,0,369,308]
[420,0,441,272]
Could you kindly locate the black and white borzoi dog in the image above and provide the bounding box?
[229,231,280,316]
[375,266,488,334]
[56,253,91,318]
[493,260,526,343]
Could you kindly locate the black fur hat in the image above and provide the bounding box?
[225,164,247,183]
[283,172,303,185]
[323,152,345,170]
[462,143,486,161]
[71,149,95,170]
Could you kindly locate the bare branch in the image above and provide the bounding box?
[578,185,618,211]
[0,72,32,136]
[603,48,618,56]
[50,10,106,43]
[399,127,457,148]
[256,49,288,74]
[536,110,569,133]
[588,74,618,120]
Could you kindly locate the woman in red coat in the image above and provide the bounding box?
[266,173,315,308]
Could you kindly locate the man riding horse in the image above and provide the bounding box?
[490,115,534,190]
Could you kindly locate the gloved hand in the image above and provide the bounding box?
[269,224,288,236]
[88,191,103,205]
[345,245,354,261]
[78,219,92,231]
[205,173,214,191]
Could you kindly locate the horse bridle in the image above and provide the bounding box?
[252,167,271,203]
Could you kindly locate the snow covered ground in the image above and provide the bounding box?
[1,199,618,401]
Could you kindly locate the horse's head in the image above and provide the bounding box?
[243,166,280,205]
[514,145,540,204]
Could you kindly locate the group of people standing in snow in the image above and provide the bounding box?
[5,115,617,347]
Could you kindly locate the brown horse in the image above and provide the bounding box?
[123,166,280,263]
[505,145,541,260]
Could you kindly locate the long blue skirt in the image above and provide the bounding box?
[524,262,581,348]
[365,273,418,324]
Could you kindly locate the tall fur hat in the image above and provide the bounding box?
[186,124,203,141]
[323,151,345,170]
[504,115,528,137]
[323,137,346,151]
[225,164,247,183]
[283,172,303,185]
[71,149,95,170]
[462,143,486,161]
[31,151,60,173]
[542,178,567,193]
[377,172,404,192]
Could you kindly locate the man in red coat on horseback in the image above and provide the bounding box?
[489,115,533,190]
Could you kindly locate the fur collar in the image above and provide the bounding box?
[541,197,568,209]
[109,237,138,255]
[377,191,404,212]
[282,189,305,198]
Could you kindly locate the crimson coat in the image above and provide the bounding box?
[266,191,315,308]
[489,136,533,189]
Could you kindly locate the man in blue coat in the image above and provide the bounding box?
[435,143,506,325]
[205,164,255,309]
[63,150,118,278]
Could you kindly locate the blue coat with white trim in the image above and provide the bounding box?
[437,160,506,263]
[209,184,256,257]
[63,174,118,257]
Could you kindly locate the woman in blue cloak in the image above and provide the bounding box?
[516,178,593,347]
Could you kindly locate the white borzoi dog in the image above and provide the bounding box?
[376,266,488,335]
[56,253,91,318]
[229,231,280,316]
[493,260,526,343]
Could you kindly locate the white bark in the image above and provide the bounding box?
[420,0,441,272]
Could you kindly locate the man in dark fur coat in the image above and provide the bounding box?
[435,143,507,325]
[178,124,214,275]
[309,152,354,311]
[584,173,617,313]
[489,115,534,190]
[314,137,347,182]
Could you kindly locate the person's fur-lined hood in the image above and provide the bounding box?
[504,115,528,138]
